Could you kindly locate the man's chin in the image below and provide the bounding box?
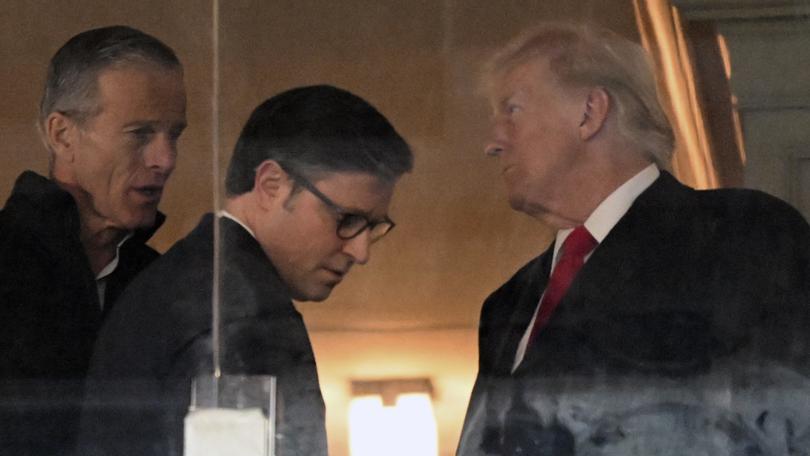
[292,284,336,303]
[507,194,532,215]
[117,210,158,231]
[507,198,572,229]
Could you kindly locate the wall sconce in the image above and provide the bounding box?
[348,378,438,456]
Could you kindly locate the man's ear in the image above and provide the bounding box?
[578,87,610,141]
[44,112,78,164]
[254,159,288,209]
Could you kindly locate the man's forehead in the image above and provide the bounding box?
[317,171,394,211]
[92,64,186,118]
[95,63,184,95]
[315,170,390,190]
[488,74,534,110]
[492,58,566,100]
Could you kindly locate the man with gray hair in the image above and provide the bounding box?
[458,22,810,455]
[0,26,186,454]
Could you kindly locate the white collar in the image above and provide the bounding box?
[552,164,660,264]
[96,232,134,280]
[218,210,256,239]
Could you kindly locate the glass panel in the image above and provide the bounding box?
[6,2,808,456]
[185,374,277,456]
[214,3,641,456]
[0,3,216,455]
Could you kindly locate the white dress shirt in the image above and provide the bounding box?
[512,164,661,370]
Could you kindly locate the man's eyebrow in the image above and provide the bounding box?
[121,120,187,130]
[339,201,390,221]
[122,120,155,129]
[337,202,374,218]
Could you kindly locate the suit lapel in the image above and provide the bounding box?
[491,246,553,375]
[562,173,691,320]
[516,172,695,371]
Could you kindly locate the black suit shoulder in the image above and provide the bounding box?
[0,171,164,454]
[81,214,327,456]
[88,215,213,379]
[458,173,810,456]
[477,172,810,377]
[692,186,810,286]
[693,185,809,230]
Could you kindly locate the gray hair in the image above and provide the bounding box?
[40,25,181,128]
[482,22,674,168]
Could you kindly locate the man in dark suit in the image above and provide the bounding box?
[0,26,186,455]
[457,22,810,455]
[78,85,413,456]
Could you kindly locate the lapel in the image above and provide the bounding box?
[490,246,553,375]
[514,172,697,372]
[562,173,691,317]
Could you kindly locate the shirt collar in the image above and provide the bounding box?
[552,164,660,263]
[95,232,135,280]
[218,210,256,238]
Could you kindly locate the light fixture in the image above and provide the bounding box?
[348,378,438,456]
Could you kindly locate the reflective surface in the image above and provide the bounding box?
[8,3,809,456]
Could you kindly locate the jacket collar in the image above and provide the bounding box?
[8,170,164,246]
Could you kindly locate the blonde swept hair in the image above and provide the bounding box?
[482,22,675,168]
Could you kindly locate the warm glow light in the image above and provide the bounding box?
[716,33,732,80]
[349,393,438,456]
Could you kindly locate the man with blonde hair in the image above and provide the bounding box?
[458,22,810,455]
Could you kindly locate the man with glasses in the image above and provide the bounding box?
[78,85,413,456]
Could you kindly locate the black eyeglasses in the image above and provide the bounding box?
[281,166,395,242]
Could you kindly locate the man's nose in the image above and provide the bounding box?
[342,229,371,265]
[144,135,177,175]
[485,119,507,156]
[485,142,505,157]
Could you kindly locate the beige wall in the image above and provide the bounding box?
[1,2,639,455]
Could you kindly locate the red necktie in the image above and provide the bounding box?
[527,226,598,346]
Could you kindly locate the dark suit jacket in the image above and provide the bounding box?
[458,172,810,455]
[78,214,327,456]
[0,171,162,455]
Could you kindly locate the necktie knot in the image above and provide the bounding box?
[561,226,598,259]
